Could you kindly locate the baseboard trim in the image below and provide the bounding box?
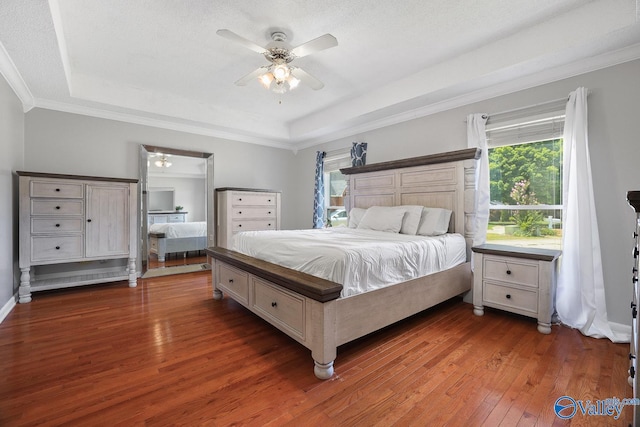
[0,292,17,324]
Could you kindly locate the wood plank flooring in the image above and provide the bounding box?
[0,271,633,426]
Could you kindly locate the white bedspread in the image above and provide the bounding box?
[149,221,207,238]
[232,228,466,298]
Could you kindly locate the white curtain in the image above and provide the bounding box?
[467,114,489,247]
[556,87,629,343]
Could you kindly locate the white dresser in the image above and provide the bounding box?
[148,211,187,225]
[472,244,561,334]
[17,171,138,303]
[216,188,281,249]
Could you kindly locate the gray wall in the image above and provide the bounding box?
[0,72,24,315]
[23,109,299,227]
[292,59,640,326]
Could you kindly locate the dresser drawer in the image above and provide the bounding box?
[483,257,538,288]
[483,281,538,315]
[31,235,84,262]
[231,207,277,219]
[252,278,305,339]
[232,193,277,206]
[167,214,185,222]
[232,220,276,232]
[30,181,84,199]
[216,262,249,305]
[31,200,84,216]
[31,218,84,234]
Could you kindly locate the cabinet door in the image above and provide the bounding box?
[86,185,130,257]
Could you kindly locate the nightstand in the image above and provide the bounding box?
[472,244,561,334]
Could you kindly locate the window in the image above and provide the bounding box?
[485,100,565,250]
[323,149,350,227]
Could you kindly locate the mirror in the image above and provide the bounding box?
[139,144,214,277]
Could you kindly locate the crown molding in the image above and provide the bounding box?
[293,42,640,150]
[0,41,35,112]
[31,98,296,151]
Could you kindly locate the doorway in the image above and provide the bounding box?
[139,145,214,277]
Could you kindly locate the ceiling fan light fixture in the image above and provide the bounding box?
[259,72,274,89]
[287,75,300,90]
[154,156,172,168]
[272,63,290,81]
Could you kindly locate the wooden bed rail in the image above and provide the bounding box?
[207,246,343,302]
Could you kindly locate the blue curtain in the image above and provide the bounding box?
[312,151,326,228]
[351,142,367,166]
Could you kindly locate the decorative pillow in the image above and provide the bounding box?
[417,207,453,236]
[348,207,367,228]
[357,206,407,233]
[398,205,424,235]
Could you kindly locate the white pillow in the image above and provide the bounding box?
[357,206,407,233]
[348,207,367,228]
[398,205,424,235]
[417,207,453,236]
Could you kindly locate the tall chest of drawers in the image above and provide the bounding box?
[215,188,281,249]
[17,171,138,303]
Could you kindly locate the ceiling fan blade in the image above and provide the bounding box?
[234,66,269,86]
[290,67,324,90]
[290,34,338,58]
[216,29,267,54]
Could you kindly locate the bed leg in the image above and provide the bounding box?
[313,361,334,380]
[213,288,223,300]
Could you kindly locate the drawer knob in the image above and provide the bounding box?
[55,188,61,192]
[55,206,61,210]
[228,279,234,283]
[268,199,271,202]
[268,211,272,214]
[506,294,511,299]
[55,224,60,227]
[268,224,271,227]
[271,301,277,308]
[238,198,242,201]
[238,211,242,214]
[87,219,92,223]
[55,246,60,250]
[238,224,242,228]
[506,270,511,275]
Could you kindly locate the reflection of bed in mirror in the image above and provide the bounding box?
[149,221,207,262]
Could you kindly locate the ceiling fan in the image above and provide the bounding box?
[217,29,338,93]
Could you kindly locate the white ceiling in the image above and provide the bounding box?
[1,0,639,151]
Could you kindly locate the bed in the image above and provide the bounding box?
[206,148,480,379]
[149,221,207,262]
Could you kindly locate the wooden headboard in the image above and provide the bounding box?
[341,148,481,257]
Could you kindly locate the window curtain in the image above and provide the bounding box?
[351,142,367,167]
[556,87,629,343]
[466,114,489,247]
[312,151,326,229]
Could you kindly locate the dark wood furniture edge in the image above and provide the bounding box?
[16,171,138,184]
[627,191,640,212]
[207,246,343,302]
[143,144,212,159]
[340,148,481,175]
[215,187,281,193]
[472,244,561,261]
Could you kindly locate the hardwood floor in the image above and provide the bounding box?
[0,272,632,426]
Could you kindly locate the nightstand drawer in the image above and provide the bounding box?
[483,257,538,288]
[252,278,305,339]
[216,262,249,305]
[483,282,538,315]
